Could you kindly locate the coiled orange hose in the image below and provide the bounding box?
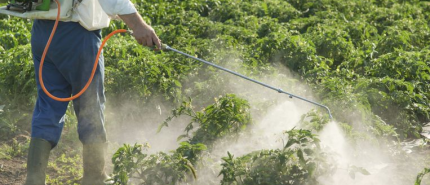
[39,0,126,102]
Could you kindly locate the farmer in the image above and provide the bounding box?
[25,0,161,184]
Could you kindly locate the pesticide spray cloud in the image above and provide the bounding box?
[188,56,428,185]
[105,48,429,185]
[105,96,189,154]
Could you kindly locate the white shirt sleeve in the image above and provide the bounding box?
[98,0,137,16]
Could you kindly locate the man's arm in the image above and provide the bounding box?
[119,13,161,49]
[98,0,161,49]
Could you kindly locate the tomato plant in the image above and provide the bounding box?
[219,129,335,185]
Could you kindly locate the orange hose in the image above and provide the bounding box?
[39,0,126,102]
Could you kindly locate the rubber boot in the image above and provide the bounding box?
[24,138,52,185]
[81,143,111,185]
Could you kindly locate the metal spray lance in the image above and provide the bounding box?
[134,35,334,119]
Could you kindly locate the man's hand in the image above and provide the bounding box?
[119,13,162,50]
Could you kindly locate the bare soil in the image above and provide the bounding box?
[0,157,26,185]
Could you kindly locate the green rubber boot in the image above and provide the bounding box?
[81,143,111,185]
[36,0,50,11]
[24,138,52,185]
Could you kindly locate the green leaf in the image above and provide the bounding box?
[415,168,430,185]
[174,80,182,87]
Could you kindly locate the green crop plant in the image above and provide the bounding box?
[0,0,428,141]
[415,168,430,185]
[219,129,336,185]
[0,43,35,139]
[110,141,202,185]
[111,94,251,184]
[102,0,430,139]
[0,137,29,159]
[299,109,330,132]
[46,153,83,185]
[160,94,251,147]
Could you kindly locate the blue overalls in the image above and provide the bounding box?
[31,20,106,147]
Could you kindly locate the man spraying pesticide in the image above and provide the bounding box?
[1,0,332,184]
[1,0,161,184]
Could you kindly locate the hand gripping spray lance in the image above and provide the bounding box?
[0,0,333,119]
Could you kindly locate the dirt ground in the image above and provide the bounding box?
[0,132,83,185]
[0,157,26,185]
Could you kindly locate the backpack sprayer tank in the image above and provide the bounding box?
[6,0,50,12]
[0,0,73,20]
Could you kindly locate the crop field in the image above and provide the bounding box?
[1,0,430,184]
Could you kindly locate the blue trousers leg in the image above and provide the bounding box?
[31,20,106,147]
